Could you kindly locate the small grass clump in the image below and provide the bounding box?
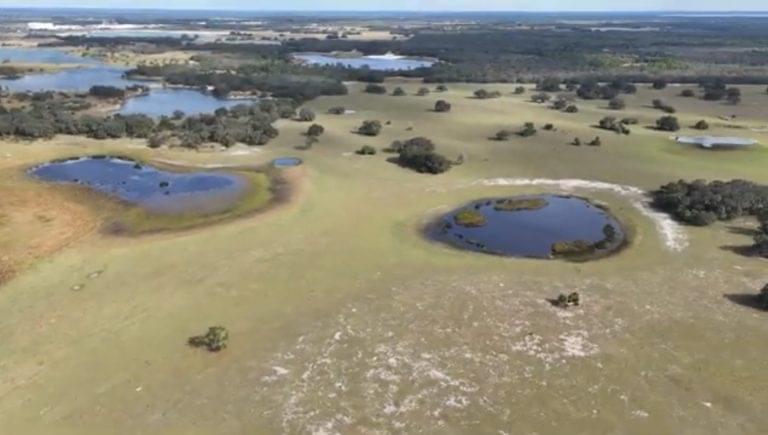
[453,209,487,227]
[494,197,548,212]
[188,326,229,352]
[554,292,580,308]
[551,240,593,257]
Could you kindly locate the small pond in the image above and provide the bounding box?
[675,135,758,149]
[119,89,257,117]
[273,157,303,168]
[0,66,140,92]
[293,52,436,71]
[428,195,625,259]
[29,156,248,214]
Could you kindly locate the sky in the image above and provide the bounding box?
[2,0,768,11]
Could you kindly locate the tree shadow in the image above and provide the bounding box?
[723,293,766,311]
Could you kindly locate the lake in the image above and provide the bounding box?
[118,89,258,117]
[293,52,436,71]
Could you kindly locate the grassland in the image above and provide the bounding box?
[1,81,767,433]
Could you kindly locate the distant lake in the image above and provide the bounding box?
[119,89,258,117]
[0,47,98,64]
[293,52,436,71]
[0,66,139,92]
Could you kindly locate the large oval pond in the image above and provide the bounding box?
[293,52,435,71]
[429,195,625,260]
[118,89,257,117]
[29,156,248,214]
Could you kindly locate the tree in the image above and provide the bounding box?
[655,116,680,132]
[514,86,525,94]
[474,89,501,99]
[306,123,325,137]
[588,136,602,146]
[652,79,668,89]
[493,130,513,141]
[598,116,630,135]
[608,97,626,110]
[726,87,741,105]
[297,107,316,122]
[172,110,185,120]
[391,137,452,174]
[188,326,229,352]
[415,87,430,96]
[434,100,452,112]
[88,85,125,98]
[392,87,407,96]
[537,77,561,92]
[327,106,346,115]
[564,105,578,113]
[680,89,695,97]
[530,93,551,104]
[435,84,448,92]
[357,120,382,136]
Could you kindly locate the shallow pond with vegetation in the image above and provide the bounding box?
[29,155,251,215]
[429,194,625,260]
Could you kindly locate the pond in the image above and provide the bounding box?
[0,65,140,92]
[118,89,257,117]
[428,195,625,259]
[675,135,758,149]
[29,156,248,214]
[272,157,303,168]
[293,52,436,71]
[0,47,98,64]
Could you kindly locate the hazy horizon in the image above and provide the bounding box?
[2,2,768,13]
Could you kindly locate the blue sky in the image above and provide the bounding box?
[3,0,768,11]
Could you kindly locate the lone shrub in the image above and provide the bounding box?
[474,89,501,99]
[365,84,387,94]
[655,116,680,132]
[297,107,316,122]
[517,122,537,137]
[693,120,710,130]
[555,292,581,308]
[680,89,696,97]
[327,106,346,115]
[188,326,229,352]
[608,98,626,110]
[356,145,377,155]
[391,87,407,96]
[434,100,452,112]
[415,87,430,96]
[306,123,325,137]
[357,120,382,136]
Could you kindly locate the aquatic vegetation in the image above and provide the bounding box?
[188,326,229,352]
[493,197,548,212]
[453,209,487,227]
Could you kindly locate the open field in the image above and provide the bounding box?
[1,81,768,433]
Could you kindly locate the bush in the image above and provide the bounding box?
[554,292,580,308]
[188,326,229,352]
[517,122,537,137]
[365,84,387,94]
[493,130,513,141]
[415,87,430,96]
[306,123,325,137]
[474,89,501,99]
[434,100,452,112]
[327,106,346,115]
[564,104,579,113]
[391,87,407,96]
[530,92,551,104]
[537,77,561,92]
[588,136,602,146]
[598,116,630,134]
[608,97,626,110]
[297,107,316,122]
[514,86,526,94]
[680,89,696,97]
[435,84,448,92]
[655,116,680,131]
[694,120,710,130]
[357,120,382,136]
[621,117,638,125]
[356,145,376,155]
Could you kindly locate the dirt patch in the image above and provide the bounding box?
[0,180,98,283]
